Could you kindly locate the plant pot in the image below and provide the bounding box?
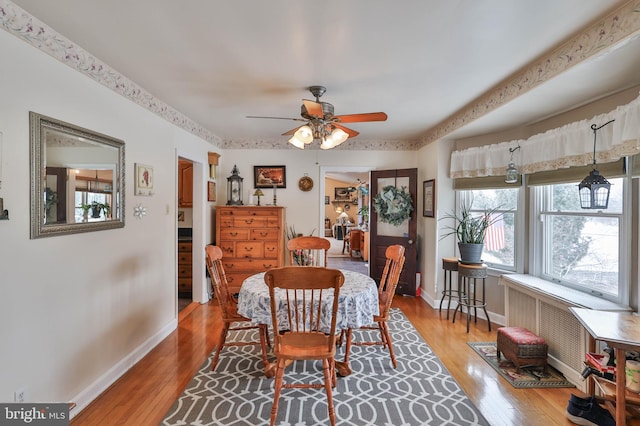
[91,207,102,218]
[458,242,484,264]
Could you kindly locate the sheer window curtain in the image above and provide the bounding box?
[450,93,640,179]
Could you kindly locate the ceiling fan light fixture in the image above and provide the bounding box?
[330,128,349,145]
[288,135,305,149]
[295,125,313,144]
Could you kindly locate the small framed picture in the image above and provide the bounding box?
[334,187,352,201]
[135,163,154,196]
[423,179,435,217]
[324,196,330,205]
[208,181,216,202]
[254,165,286,189]
[177,211,185,222]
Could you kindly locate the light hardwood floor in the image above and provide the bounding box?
[70,295,636,426]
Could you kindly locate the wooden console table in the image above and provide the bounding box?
[569,307,640,426]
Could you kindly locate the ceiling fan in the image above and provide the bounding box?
[247,85,387,149]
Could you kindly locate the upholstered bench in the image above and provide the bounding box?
[496,327,548,373]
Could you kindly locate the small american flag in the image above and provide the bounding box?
[485,215,505,251]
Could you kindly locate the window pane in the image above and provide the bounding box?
[544,215,619,296]
[465,188,518,269]
[551,178,623,213]
[483,211,515,267]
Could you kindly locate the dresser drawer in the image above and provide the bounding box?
[178,252,192,264]
[226,272,252,292]
[236,242,264,258]
[178,278,192,293]
[234,215,272,228]
[250,229,280,240]
[178,242,192,252]
[222,258,279,272]
[219,208,279,217]
[219,242,235,257]
[220,228,251,240]
[177,265,192,277]
[264,242,279,258]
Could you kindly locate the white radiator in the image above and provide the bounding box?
[501,274,630,392]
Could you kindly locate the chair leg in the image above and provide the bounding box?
[380,321,397,368]
[342,328,353,364]
[270,358,286,426]
[211,323,229,371]
[323,358,337,426]
[258,325,272,377]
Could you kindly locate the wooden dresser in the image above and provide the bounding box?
[215,206,286,292]
[177,240,192,294]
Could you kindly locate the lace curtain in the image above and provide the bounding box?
[450,93,640,179]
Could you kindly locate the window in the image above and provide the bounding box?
[460,188,519,271]
[532,178,626,303]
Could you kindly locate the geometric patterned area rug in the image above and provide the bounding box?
[468,342,575,389]
[161,309,490,425]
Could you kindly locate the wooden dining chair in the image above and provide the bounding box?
[287,235,331,266]
[264,266,345,426]
[341,244,406,368]
[205,245,270,373]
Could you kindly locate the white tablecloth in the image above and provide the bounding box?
[237,269,379,331]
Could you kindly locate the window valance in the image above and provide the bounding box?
[450,92,640,179]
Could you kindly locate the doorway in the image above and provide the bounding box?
[320,166,371,275]
[175,154,207,318]
[177,157,194,314]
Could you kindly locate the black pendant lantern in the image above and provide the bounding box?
[226,165,244,205]
[578,120,614,210]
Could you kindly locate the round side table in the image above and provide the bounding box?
[439,257,460,320]
[452,262,491,333]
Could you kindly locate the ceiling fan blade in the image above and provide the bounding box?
[334,112,388,123]
[333,123,360,138]
[246,115,307,122]
[282,125,305,136]
[302,99,324,118]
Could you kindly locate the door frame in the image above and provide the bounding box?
[175,150,207,310]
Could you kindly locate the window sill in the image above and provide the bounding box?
[499,274,630,311]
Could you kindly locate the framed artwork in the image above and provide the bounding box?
[134,163,154,196]
[208,181,216,202]
[254,165,286,189]
[423,179,435,217]
[334,187,352,201]
[324,196,330,205]
[177,211,185,222]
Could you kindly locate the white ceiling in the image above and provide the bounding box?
[9,0,640,147]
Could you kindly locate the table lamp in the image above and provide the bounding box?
[338,211,349,224]
[253,189,264,206]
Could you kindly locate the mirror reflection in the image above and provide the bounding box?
[31,112,125,238]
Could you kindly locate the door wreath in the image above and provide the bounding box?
[373,185,414,226]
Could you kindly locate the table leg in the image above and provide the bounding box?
[615,347,626,426]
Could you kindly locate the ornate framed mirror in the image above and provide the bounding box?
[30,112,125,238]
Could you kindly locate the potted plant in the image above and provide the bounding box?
[358,205,369,229]
[440,200,503,264]
[81,201,111,219]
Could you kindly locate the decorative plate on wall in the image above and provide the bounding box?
[298,176,313,192]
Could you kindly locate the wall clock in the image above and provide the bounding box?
[298,176,313,192]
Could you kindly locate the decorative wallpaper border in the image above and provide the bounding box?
[2,0,639,151]
[217,138,418,151]
[0,0,222,147]
[419,0,640,147]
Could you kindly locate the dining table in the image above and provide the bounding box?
[237,268,379,377]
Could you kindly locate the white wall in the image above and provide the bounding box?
[220,148,417,242]
[0,29,217,412]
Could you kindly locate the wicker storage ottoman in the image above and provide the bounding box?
[496,327,548,373]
